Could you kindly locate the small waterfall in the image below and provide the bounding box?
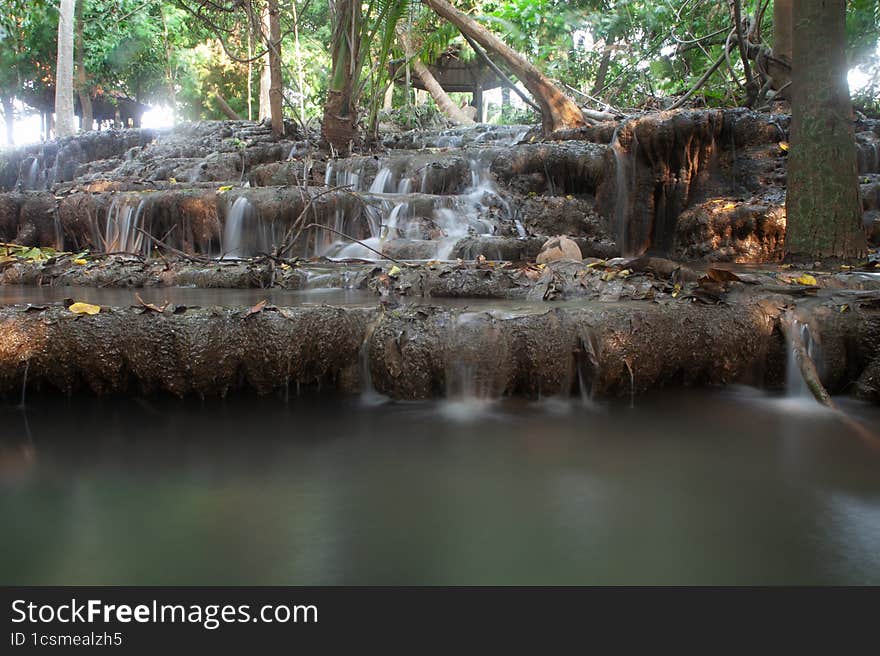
[369,166,393,193]
[103,195,149,255]
[610,125,633,256]
[441,312,510,419]
[223,196,256,258]
[786,318,821,399]
[19,159,42,191]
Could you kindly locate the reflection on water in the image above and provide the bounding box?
[1,388,879,585]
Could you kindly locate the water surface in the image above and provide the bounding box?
[2,389,879,585]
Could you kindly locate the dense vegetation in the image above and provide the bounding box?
[1,0,878,138]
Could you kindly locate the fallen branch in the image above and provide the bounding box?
[135,227,215,263]
[275,185,354,258]
[303,223,402,263]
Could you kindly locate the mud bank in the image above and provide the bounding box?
[2,293,878,402]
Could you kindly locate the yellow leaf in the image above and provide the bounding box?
[217,185,233,193]
[721,203,736,211]
[73,258,87,265]
[388,265,401,277]
[69,302,100,315]
[618,269,631,278]
[840,304,849,313]
[796,274,817,286]
[280,263,290,270]
[779,141,789,152]
[168,177,177,184]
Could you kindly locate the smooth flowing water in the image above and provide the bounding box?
[2,388,879,585]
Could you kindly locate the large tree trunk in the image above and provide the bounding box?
[266,0,284,137]
[398,31,474,125]
[772,0,792,91]
[321,0,361,154]
[785,0,864,259]
[54,0,76,137]
[74,0,92,132]
[258,4,272,121]
[161,6,177,124]
[423,0,585,134]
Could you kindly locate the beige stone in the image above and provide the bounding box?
[536,236,582,264]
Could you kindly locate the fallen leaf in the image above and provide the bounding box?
[69,302,100,315]
[217,185,233,193]
[388,265,401,277]
[245,299,268,317]
[73,258,88,265]
[840,304,849,313]
[779,141,789,152]
[135,293,169,313]
[705,267,743,283]
[795,274,818,286]
[721,203,736,211]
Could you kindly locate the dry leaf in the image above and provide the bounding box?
[795,274,818,286]
[69,302,100,315]
[245,299,268,317]
[705,267,743,283]
[135,293,169,313]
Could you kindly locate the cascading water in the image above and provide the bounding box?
[223,196,256,258]
[321,129,522,261]
[19,159,42,191]
[786,318,821,400]
[441,312,510,419]
[102,195,149,255]
[610,124,636,256]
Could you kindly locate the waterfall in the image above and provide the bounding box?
[441,312,509,420]
[20,159,41,191]
[104,195,149,255]
[320,126,520,262]
[369,166,393,193]
[223,196,255,258]
[786,319,820,399]
[610,126,632,256]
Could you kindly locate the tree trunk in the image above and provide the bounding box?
[771,0,792,91]
[2,96,14,146]
[591,43,613,97]
[398,31,474,125]
[785,0,864,259]
[161,6,176,124]
[267,0,284,137]
[74,0,92,132]
[258,4,271,121]
[423,0,585,133]
[214,90,242,120]
[321,0,361,154]
[291,0,306,125]
[54,0,76,137]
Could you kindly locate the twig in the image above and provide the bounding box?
[668,47,728,110]
[134,227,214,263]
[276,185,354,258]
[303,223,401,263]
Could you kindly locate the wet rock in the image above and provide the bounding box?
[536,236,583,264]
